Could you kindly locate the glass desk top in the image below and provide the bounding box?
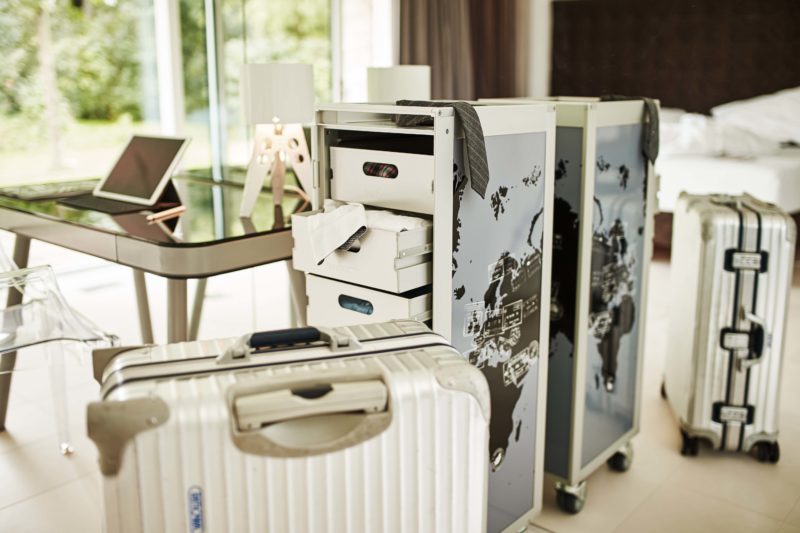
[0,172,309,247]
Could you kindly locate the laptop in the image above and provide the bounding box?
[59,135,190,214]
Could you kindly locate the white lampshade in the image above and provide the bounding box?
[367,65,431,103]
[241,63,314,125]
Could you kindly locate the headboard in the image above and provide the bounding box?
[550,0,800,114]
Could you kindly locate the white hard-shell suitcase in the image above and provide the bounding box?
[88,320,490,533]
[665,193,796,461]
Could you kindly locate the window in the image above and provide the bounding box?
[217,0,333,179]
[0,0,391,187]
[337,0,396,102]
[0,1,161,186]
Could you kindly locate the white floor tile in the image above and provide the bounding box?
[0,473,102,533]
[612,485,783,533]
[786,498,800,527]
[0,429,96,509]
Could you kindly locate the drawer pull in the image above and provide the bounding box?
[338,294,374,315]
[362,162,398,179]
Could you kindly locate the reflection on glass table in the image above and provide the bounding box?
[0,170,310,246]
[0,167,310,350]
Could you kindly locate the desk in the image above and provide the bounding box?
[0,174,307,426]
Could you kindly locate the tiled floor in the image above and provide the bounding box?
[1,234,798,532]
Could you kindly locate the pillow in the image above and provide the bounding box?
[659,107,688,124]
[711,87,800,144]
[659,113,777,159]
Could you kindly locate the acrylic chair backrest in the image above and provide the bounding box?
[1,266,115,355]
[0,244,17,272]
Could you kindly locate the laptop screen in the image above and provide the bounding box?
[98,136,186,199]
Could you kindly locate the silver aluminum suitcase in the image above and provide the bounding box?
[88,320,490,533]
[665,193,796,461]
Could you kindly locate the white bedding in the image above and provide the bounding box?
[656,148,800,213]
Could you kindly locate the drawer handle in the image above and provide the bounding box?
[362,162,398,179]
[338,294,374,315]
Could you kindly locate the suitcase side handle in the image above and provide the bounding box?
[227,372,392,458]
[721,312,767,371]
[217,326,360,364]
[738,312,766,371]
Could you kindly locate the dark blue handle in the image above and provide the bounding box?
[249,327,322,349]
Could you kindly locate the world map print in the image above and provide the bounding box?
[450,132,548,533]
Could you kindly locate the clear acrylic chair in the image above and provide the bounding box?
[0,252,117,455]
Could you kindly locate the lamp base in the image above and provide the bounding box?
[239,123,312,219]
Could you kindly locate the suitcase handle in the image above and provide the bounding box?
[722,312,767,371]
[217,326,360,365]
[737,312,766,371]
[234,379,388,430]
[228,372,392,458]
[250,327,322,348]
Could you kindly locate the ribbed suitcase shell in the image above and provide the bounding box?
[665,193,796,452]
[90,321,490,533]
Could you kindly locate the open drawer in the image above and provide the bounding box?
[329,146,435,214]
[306,274,431,328]
[292,210,433,293]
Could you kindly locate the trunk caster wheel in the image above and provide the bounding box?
[754,441,780,464]
[660,380,667,399]
[607,442,633,472]
[680,430,699,456]
[555,480,587,515]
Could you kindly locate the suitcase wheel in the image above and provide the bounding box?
[607,442,633,472]
[680,430,700,456]
[660,380,667,400]
[753,441,780,464]
[555,488,585,515]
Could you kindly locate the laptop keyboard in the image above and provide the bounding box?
[58,194,147,215]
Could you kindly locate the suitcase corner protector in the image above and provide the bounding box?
[92,345,146,384]
[87,397,170,476]
[433,363,491,421]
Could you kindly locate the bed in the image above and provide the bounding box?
[551,0,800,248]
[656,149,800,214]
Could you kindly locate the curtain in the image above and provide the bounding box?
[399,0,528,100]
[399,0,474,99]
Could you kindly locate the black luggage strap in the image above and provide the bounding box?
[599,95,659,164]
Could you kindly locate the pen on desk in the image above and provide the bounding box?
[146,205,186,224]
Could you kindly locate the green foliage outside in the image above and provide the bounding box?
[0,0,146,122]
[0,0,331,185]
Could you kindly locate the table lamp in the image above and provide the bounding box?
[367,65,431,103]
[239,63,314,218]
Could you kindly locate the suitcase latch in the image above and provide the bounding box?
[720,321,766,370]
[720,329,750,351]
[712,402,754,425]
[724,250,768,272]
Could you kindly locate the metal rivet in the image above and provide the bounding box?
[491,448,505,471]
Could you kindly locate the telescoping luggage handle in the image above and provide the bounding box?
[217,326,361,364]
